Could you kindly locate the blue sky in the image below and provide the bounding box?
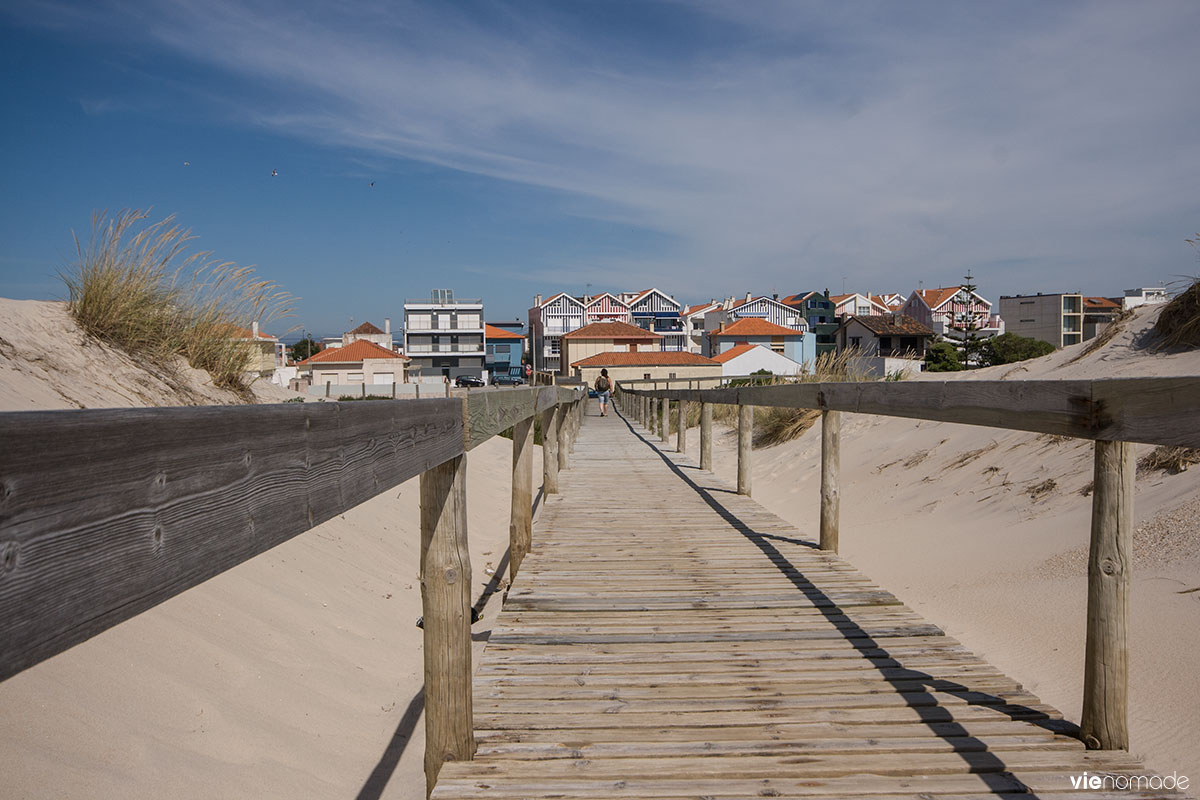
[2,1,1198,337]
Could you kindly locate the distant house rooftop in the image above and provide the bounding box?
[571,351,717,368]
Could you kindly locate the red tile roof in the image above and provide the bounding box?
[225,324,276,340]
[571,351,718,367]
[299,339,408,365]
[1084,296,1121,310]
[711,343,759,363]
[711,318,801,338]
[349,321,385,335]
[683,302,718,316]
[484,323,524,340]
[562,320,662,340]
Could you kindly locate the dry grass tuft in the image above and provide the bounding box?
[1137,446,1200,475]
[1027,478,1057,500]
[62,209,293,393]
[753,350,879,447]
[1152,276,1200,350]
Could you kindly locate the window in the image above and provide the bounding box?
[669,372,677,379]
[550,339,561,354]
[458,313,480,329]
[348,372,364,383]
[643,373,651,380]
[409,313,432,330]
[850,336,861,348]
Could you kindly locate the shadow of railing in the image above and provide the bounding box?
[612,404,1076,795]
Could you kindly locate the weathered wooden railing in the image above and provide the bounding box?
[616,375,1200,754]
[0,385,584,796]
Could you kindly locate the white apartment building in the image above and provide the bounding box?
[403,289,485,380]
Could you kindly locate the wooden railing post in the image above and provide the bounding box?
[820,410,841,553]
[541,405,559,494]
[509,415,534,578]
[567,400,577,454]
[1081,439,1132,751]
[700,402,713,470]
[737,404,752,496]
[419,454,474,796]
[676,398,686,453]
[557,402,570,471]
[660,398,669,443]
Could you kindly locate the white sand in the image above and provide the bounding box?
[0,298,300,410]
[693,305,1200,781]
[0,297,523,798]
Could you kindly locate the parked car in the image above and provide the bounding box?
[492,374,525,386]
[454,375,486,388]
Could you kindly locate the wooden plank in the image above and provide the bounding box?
[466,387,536,450]
[623,377,1200,447]
[820,408,840,552]
[1081,439,1132,750]
[420,453,475,794]
[0,398,463,682]
[508,416,534,578]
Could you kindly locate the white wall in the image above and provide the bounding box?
[719,346,804,376]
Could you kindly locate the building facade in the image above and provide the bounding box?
[620,288,687,351]
[403,289,485,380]
[702,296,810,356]
[781,291,838,355]
[902,286,1004,342]
[570,351,721,385]
[711,344,805,376]
[298,339,411,387]
[560,320,662,376]
[708,318,816,366]
[484,323,525,378]
[997,293,1083,348]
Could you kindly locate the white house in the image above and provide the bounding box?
[711,343,805,376]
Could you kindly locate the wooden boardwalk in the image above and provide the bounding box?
[432,405,1172,799]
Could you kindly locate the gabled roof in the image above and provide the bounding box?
[571,351,717,368]
[562,320,662,340]
[537,291,585,309]
[584,292,629,309]
[484,323,525,340]
[711,318,802,338]
[299,339,408,365]
[349,321,385,335]
[845,314,934,337]
[683,302,720,317]
[916,287,991,311]
[711,343,758,363]
[626,287,679,309]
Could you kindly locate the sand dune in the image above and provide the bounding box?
[694,305,1200,782]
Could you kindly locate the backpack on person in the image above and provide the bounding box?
[595,375,611,393]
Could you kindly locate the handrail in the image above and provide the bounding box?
[613,374,1200,754]
[617,376,1200,448]
[0,384,585,794]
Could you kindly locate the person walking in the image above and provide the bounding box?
[594,369,613,417]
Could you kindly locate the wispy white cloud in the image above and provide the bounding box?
[17,0,1200,296]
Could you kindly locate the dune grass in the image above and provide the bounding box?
[667,350,884,447]
[61,210,293,393]
[1138,445,1200,475]
[1152,277,1200,350]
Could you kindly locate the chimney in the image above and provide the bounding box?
[772,292,779,301]
[535,294,542,306]
[252,320,259,338]
[385,317,391,335]
[745,291,752,302]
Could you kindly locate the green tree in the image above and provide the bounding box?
[290,335,322,361]
[978,333,1055,366]
[925,341,965,371]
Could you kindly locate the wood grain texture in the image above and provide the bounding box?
[420,454,475,795]
[429,409,1158,800]
[699,402,713,471]
[737,404,752,496]
[0,398,463,682]
[541,406,559,495]
[820,409,840,553]
[508,416,534,579]
[620,377,1200,447]
[466,388,537,450]
[1081,439,1132,751]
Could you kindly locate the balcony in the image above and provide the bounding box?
[405,343,485,354]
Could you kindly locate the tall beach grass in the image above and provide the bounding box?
[61,210,293,393]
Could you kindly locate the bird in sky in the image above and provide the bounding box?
[369,181,375,187]
[183,161,189,166]
[271,169,278,177]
